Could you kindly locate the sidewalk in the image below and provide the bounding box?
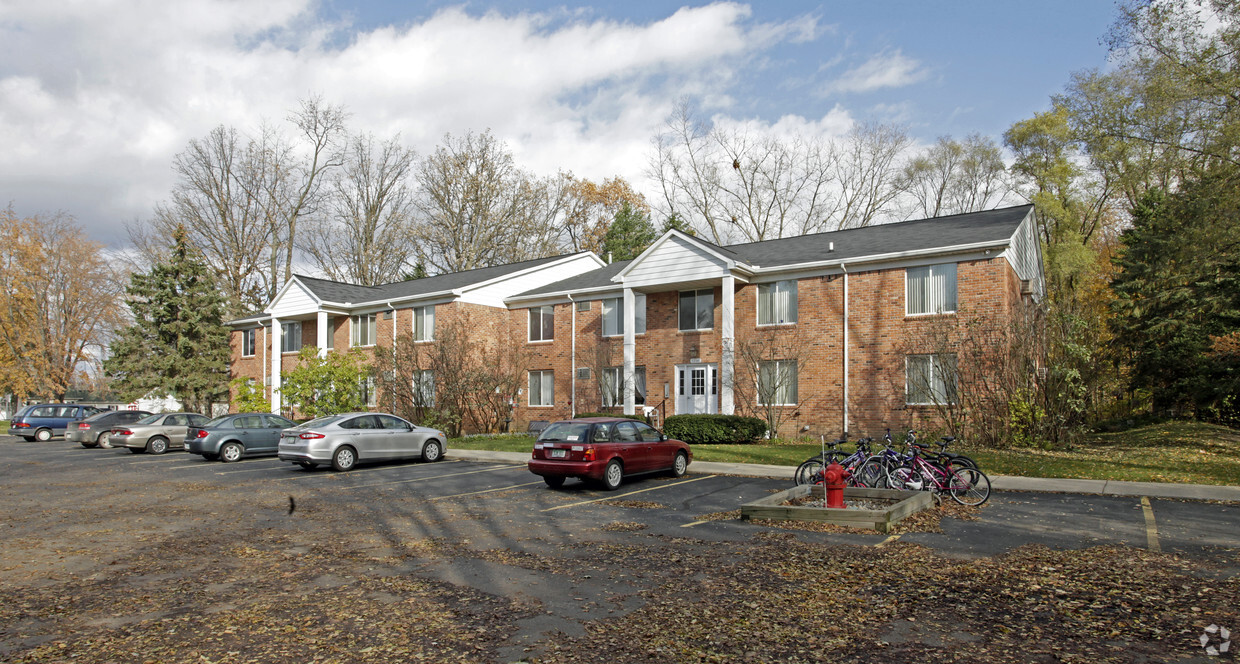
[450,448,1240,503]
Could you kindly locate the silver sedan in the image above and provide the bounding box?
[112,412,211,454]
[277,412,447,471]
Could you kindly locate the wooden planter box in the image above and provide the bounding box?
[740,485,933,534]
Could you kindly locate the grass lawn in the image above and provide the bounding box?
[453,420,1240,486]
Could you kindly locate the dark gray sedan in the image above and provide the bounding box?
[186,413,297,462]
[277,412,447,471]
[67,410,153,448]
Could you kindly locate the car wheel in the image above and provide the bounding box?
[298,461,318,470]
[146,437,169,455]
[34,428,52,442]
[421,440,442,463]
[332,446,357,472]
[600,460,623,491]
[671,452,689,478]
[543,475,566,489]
[80,441,98,449]
[97,432,112,448]
[219,442,243,463]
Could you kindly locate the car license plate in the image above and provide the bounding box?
[549,449,566,458]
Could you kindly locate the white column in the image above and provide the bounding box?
[622,287,636,416]
[720,275,735,415]
[317,311,329,359]
[270,317,282,414]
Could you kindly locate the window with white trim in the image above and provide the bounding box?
[242,328,256,357]
[324,317,334,349]
[602,295,646,337]
[678,289,714,331]
[280,322,302,353]
[362,376,378,408]
[907,263,957,315]
[413,370,435,407]
[757,280,798,325]
[602,366,646,407]
[528,370,554,406]
[528,306,554,342]
[906,354,958,405]
[758,360,798,405]
[351,314,377,347]
[412,305,435,342]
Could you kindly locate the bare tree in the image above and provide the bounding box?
[833,121,913,229]
[732,327,817,438]
[411,130,566,274]
[650,101,838,244]
[301,133,417,285]
[560,175,650,254]
[899,134,1013,219]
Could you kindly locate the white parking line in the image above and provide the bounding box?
[336,464,517,489]
[431,480,545,500]
[541,475,717,512]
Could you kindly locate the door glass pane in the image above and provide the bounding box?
[691,369,705,396]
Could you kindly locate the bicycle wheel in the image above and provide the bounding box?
[947,468,991,506]
[887,465,925,491]
[794,459,826,486]
[854,458,888,488]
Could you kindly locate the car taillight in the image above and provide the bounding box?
[115,429,133,436]
[195,430,209,438]
[298,432,325,439]
[583,447,596,461]
[78,423,90,429]
[12,422,29,429]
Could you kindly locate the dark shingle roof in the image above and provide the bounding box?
[513,205,1033,298]
[293,254,584,305]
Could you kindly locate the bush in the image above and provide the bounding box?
[663,414,767,445]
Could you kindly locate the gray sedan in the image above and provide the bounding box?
[111,412,211,454]
[277,412,446,471]
[187,413,297,462]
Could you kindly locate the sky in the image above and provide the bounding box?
[0,0,1119,250]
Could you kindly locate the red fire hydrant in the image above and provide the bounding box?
[822,462,848,509]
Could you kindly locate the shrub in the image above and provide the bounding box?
[663,414,767,445]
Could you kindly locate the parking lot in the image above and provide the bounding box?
[3,437,1239,663]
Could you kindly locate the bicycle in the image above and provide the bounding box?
[794,437,873,486]
[885,443,990,506]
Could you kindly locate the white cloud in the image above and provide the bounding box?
[0,1,829,247]
[825,49,929,94]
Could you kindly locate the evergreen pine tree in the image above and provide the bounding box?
[601,202,658,262]
[106,226,231,414]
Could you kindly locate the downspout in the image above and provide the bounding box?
[387,302,398,413]
[841,263,849,438]
[568,295,576,418]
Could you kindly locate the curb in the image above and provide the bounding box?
[448,448,1240,503]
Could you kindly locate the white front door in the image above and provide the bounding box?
[675,364,717,415]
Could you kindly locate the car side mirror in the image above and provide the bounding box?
[660,433,666,442]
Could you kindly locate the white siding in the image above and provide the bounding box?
[460,254,603,307]
[1004,213,1045,300]
[268,281,319,317]
[623,236,729,289]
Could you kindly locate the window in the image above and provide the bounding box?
[529,306,554,342]
[602,295,646,337]
[325,317,334,349]
[576,300,590,312]
[528,370,554,406]
[412,305,435,342]
[614,421,640,442]
[362,376,378,407]
[679,289,714,331]
[635,422,662,442]
[280,322,302,353]
[265,415,296,429]
[758,360,798,406]
[758,280,798,325]
[906,354,958,405]
[242,328,256,357]
[413,370,435,407]
[351,314,377,347]
[907,263,958,315]
[602,366,646,407]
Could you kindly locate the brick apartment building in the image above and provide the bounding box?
[228,204,1044,437]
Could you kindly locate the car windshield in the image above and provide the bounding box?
[296,415,343,429]
[83,411,114,422]
[537,422,593,443]
[204,416,232,428]
[136,414,163,425]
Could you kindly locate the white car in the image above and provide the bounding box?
[277,412,447,471]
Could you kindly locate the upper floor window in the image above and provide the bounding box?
[351,314,377,347]
[280,322,301,354]
[757,280,798,326]
[678,289,714,332]
[412,305,435,342]
[906,354,958,405]
[602,295,646,337]
[242,328,256,357]
[907,263,957,315]
[529,305,554,342]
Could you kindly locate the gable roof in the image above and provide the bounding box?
[510,204,1035,300]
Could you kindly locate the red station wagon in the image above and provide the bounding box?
[527,417,692,490]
